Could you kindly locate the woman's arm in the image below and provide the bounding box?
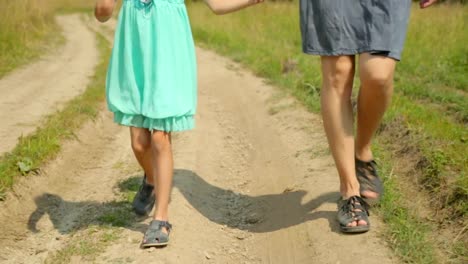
[204,0,264,15]
[95,0,116,23]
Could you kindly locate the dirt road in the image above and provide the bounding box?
[0,15,397,264]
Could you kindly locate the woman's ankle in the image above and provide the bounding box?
[340,181,361,199]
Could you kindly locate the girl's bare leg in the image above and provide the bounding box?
[151,131,173,232]
[320,55,366,227]
[130,127,155,185]
[355,53,396,198]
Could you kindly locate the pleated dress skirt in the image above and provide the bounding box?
[300,0,412,60]
[106,0,197,132]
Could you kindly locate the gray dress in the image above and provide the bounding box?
[300,0,412,60]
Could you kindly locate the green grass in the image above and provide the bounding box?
[384,95,467,219]
[0,31,110,199]
[46,226,122,264]
[46,177,142,263]
[98,201,136,227]
[94,175,141,228]
[118,176,142,202]
[0,0,95,77]
[187,2,467,263]
[97,177,140,228]
[373,145,438,263]
[46,177,141,263]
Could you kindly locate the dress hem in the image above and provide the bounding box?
[113,111,195,132]
[302,47,401,61]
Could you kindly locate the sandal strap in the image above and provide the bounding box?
[347,196,370,215]
[338,196,370,226]
[356,159,378,178]
[143,221,171,245]
[149,220,172,233]
[355,158,383,195]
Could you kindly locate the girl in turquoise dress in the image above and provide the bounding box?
[95,0,263,248]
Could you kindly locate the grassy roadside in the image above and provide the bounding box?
[0,31,110,199]
[0,0,94,77]
[187,2,467,263]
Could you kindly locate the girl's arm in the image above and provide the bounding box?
[95,0,116,23]
[420,0,437,8]
[204,0,264,15]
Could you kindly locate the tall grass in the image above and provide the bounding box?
[187,2,467,263]
[0,0,94,77]
[399,6,468,122]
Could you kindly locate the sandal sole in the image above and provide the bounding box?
[340,225,370,233]
[133,206,155,216]
[141,242,169,248]
[361,195,380,206]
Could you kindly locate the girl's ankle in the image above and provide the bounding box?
[355,149,374,162]
[153,215,169,221]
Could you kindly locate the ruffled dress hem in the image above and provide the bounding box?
[113,111,195,132]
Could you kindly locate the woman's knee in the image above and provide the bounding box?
[359,54,396,93]
[321,56,355,96]
[361,70,394,93]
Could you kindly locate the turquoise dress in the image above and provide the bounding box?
[106,0,197,132]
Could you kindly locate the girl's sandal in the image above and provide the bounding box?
[337,196,370,233]
[141,220,172,248]
[355,158,384,203]
[132,174,156,216]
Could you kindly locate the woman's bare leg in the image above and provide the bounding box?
[320,55,366,227]
[355,53,396,162]
[320,56,359,197]
[355,53,396,198]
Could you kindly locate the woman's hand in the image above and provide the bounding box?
[420,0,437,9]
[95,0,116,23]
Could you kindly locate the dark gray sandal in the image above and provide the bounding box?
[141,220,172,248]
[337,196,370,233]
[355,158,384,202]
[132,174,156,216]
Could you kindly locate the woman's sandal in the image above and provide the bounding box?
[141,220,172,248]
[355,158,384,203]
[337,195,370,233]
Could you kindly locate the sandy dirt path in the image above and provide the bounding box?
[0,14,98,155]
[0,16,398,264]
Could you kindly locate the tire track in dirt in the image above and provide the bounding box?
[0,16,398,264]
[0,14,98,155]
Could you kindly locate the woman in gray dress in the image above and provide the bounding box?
[300,0,438,233]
